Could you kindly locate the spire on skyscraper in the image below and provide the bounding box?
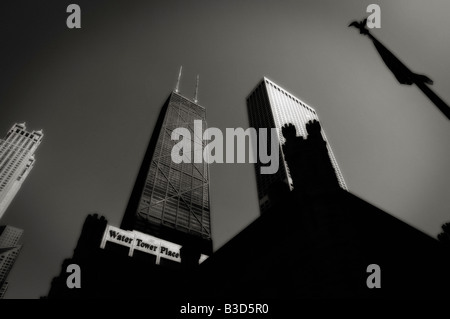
[175,66,183,93]
[194,75,199,103]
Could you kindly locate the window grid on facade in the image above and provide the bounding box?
[0,226,23,299]
[0,124,43,220]
[134,92,211,240]
[247,77,347,213]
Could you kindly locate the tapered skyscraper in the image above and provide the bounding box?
[247,77,347,213]
[0,225,23,298]
[0,123,43,220]
[121,79,212,254]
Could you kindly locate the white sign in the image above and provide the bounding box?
[100,225,208,265]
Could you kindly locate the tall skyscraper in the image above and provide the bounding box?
[247,77,347,212]
[121,82,212,254]
[47,74,212,298]
[0,225,23,298]
[0,123,43,220]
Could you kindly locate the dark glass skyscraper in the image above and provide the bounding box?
[0,225,23,298]
[121,90,212,254]
[47,82,212,298]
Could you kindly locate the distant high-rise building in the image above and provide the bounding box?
[0,123,43,220]
[121,85,212,254]
[247,77,347,213]
[0,225,23,298]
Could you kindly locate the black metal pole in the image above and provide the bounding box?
[414,81,450,120]
[349,19,450,121]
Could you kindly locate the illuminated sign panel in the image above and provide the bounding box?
[100,225,208,264]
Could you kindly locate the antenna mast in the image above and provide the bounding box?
[175,66,182,93]
[194,75,199,103]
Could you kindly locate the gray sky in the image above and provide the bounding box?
[1,0,449,299]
